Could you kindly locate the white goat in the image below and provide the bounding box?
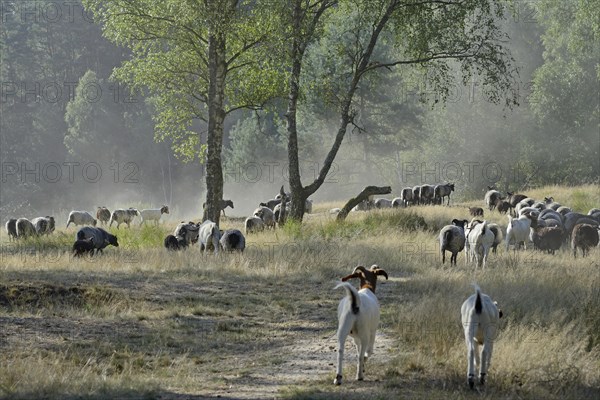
[461,285,503,388]
[139,205,169,225]
[466,220,495,268]
[505,211,538,251]
[198,220,221,254]
[334,265,388,385]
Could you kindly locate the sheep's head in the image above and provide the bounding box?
[544,196,554,203]
[448,183,455,191]
[341,265,388,293]
[225,200,234,209]
[161,205,170,214]
[452,219,469,229]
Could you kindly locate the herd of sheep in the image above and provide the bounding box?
[3,185,599,389]
[438,188,600,268]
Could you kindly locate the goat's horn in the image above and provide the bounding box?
[374,269,389,280]
[353,265,368,275]
[341,272,360,282]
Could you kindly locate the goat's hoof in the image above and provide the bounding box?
[480,373,486,385]
[334,375,342,385]
[468,375,475,389]
[357,376,364,381]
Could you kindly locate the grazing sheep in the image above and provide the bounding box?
[539,209,564,223]
[253,206,275,228]
[571,224,599,258]
[305,199,314,214]
[96,207,111,225]
[531,202,547,212]
[198,220,221,254]
[16,218,36,238]
[507,192,528,208]
[334,265,388,385]
[244,216,265,234]
[31,216,55,235]
[352,199,372,212]
[495,200,512,214]
[505,211,538,251]
[374,198,392,209]
[401,187,413,206]
[419,184,435,205]
[532,227,565,254]
[164,234,188,251]
[5,219,18,240]
[484,189,503,211]
[391,197,404,208]
[434,183,455,206]
[109,208,139,229]
[174,222,200,245]
[466,220,495,268]
[461,285,503,389]
[439,219,468,265]
[203,199,234,216]
[469,207,484,217]
[72,237,95,257]
[588,208,600,217]
[139,205,170,225]
[556,206,573,217]
[488,223,503,254]
[76,227,119,253]
[66,211,97,228]
[563,212,597,237]
[412,186,422,205]
[517,206,540,218]
[220,229,246,252]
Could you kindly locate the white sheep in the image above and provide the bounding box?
[198,220,221,254]
[505,211,538,251]
[334,265,388,385]
[461,285,503,388]
[244,216,265,235]
[66,211,97,228]
[110,208,139,228]
[466,220,495,268]
[139,205,169,225]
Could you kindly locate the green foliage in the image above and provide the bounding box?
[83,0,286,162]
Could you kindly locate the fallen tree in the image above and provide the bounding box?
[336,186,392,221]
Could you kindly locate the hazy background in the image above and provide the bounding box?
[1,0,598,221]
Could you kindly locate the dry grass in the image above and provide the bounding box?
[0,184,599,399]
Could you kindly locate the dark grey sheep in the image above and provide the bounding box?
[220,229,246,252]
[532,227,565,255]
[77,227,119,253]
[16,218,36,238]
[571,224,599,258]
[439,219,468,265]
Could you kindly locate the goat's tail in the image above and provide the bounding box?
[471,283,483,314]
[335,282,361,314]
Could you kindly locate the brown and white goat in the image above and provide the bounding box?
[334,265,388,385]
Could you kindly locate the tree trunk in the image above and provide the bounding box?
[336,186,392,221]
[286,0,307,222]
[286,1,397,223]
[204,31,227,225]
